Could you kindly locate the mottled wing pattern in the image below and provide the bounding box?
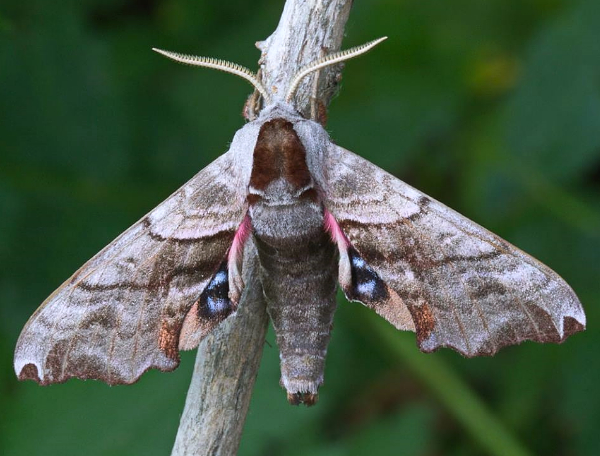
[14,152,247,385]
[324,145,586,356]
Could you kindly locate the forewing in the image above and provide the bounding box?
[324,145,586,357]
[15,152,247,385]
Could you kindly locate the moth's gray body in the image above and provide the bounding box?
[253,198,337,396]
[249,104,338,398]
[14,99,586,404]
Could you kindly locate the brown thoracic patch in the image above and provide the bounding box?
[250,118,311,191]
[408,302,436,344]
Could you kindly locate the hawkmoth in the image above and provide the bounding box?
[14,37,586,406]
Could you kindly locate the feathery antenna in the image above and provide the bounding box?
[152,48,271,103]
[153,37,387,107]
[285,37,388,103]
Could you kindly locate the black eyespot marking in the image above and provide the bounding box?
[347,247,388,302]
[197,260,232,319]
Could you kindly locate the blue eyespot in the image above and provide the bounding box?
[351,255,366,268]
[198,261,232,318]
[348,247,388,302]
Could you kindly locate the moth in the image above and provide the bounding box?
[14,37,586,406]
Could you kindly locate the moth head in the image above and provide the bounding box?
[152,37,387,115]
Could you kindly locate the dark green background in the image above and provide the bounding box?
[1,1,599,455]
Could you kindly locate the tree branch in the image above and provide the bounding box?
[171,243,267,456]
[171,1,353,454]
[258,0,353,118]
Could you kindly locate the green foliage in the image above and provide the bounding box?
[1,0,598,455]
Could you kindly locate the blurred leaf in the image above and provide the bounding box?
[504,0,600,181]
[365,315,534,456]
[347,404,435,456]
[0,11,13,33]
[3,351,196,456]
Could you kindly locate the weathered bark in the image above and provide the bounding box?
[257,0,353,119]
[171,1,353,455]
[171,244,268,456]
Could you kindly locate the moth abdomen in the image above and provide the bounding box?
[250,116,339,403]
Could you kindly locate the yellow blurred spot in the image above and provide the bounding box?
[469,54,520,97]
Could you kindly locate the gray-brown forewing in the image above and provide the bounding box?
[14,151,247,385]
[323,144,586,357]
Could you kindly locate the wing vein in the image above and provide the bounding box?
[57,189,190,380]
[403,217,473,354]
[112,213,190,381]
[56,223,155,380]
